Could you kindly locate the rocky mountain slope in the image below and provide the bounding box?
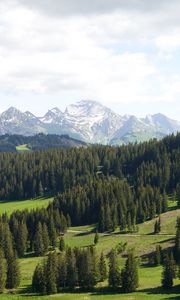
[0,100,180,145]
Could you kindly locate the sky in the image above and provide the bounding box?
[0,0,180,119]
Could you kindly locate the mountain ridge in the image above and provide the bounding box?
[0,100,180,145]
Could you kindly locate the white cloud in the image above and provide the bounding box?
[0,0,180,118]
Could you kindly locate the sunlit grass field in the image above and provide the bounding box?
[0,198,179,299]
[0,196,53,215]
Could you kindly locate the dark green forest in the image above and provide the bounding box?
[0,133,179,295]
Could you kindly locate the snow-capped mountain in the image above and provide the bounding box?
[0,100,180,145]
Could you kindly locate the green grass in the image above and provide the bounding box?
[16,144,31,152]
[0,199,180,299]
[0,196,53,215]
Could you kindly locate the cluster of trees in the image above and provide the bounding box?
[0,208,69,259]
[51,178,167,232]
[161,218,180,289]
[32,247,139,295]
[0,219,20,293]
[0,133,179,201]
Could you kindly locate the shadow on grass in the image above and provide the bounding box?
[140,285,180,298]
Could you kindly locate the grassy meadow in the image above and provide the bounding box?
[0,196,53,215]
[0,198,179,300]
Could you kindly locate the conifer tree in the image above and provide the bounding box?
[42,223,50,254]
[66,248,78,289]
[59,237,65,252]
[162,253,175,289]
[45,252,57,295]
[154,217,161,234]
[16,221,28,257]
[57,255,67,289]
[174,217,180,263]
[94,231,99,245]
[0,247,7,293]
[99,252,107,282]
[48,217,57,249]
[122,250,139,292]
[6,253,20,289]
[34,222,45,256]
[108,250,121,288]
[154,245,162,266]
[32,263,46,295]
[176,184,180,208]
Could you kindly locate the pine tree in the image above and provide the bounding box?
[59,237,65,252]
[34,222,45,256]
[6,253,20,289]
[66,248,78,289]
[16,221,28,257]
[174,217,180,263]
[45,252,57,295]
[32,263,46,295]
[83,247,98,289]
[99,252,107,282]
[108,250,121,288]
[122,250,139,292]
[176,184,180,208]
[154,217,161,234]
[57,255,67,289]
[154,245,162,266]
[94,231,99,245]
[162,253,175,289]
[42,223,50,254]
[48,217,57,249]
[0,247,7,293]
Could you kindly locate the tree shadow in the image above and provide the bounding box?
[140,285,180,298]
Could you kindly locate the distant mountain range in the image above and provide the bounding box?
[0,100,180,145]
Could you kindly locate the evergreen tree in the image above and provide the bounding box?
[34,222,45,256]
[16,221,28,257]
[45,252,57,295]
[66,248,78,289]
[59,237,65,252]
[162,253,175,289]
[108,250,121,288]
[99,252,107,282]
[94,231,99,245]
[32,263,46,295]
[176,184,180,208]
[154,217,161,234]
[48,217,57,249]
[0,247,7,293]
[42,223,50,254]
[174,217,180,263]
[154,245,162,266]
[122,251,139,292]
[6,253,20,289]
[57,256,67,289]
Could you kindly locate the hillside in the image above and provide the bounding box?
[0,133,179,299]
[0,133,86,152]
[0,202,179,300]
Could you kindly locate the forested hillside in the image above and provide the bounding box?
[0,133,179,297]
[0,133,86,152]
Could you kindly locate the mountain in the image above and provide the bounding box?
[0,134,86,152]
[0,100,180,145]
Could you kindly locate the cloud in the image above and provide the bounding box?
[14,0,179,17]
[0,0,180,117]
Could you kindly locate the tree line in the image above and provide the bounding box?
[32,247,139,295]
[0,133,179,200]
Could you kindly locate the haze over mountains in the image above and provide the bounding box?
[0,100,180,145]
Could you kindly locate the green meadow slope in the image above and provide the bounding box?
[0,200,179,300]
